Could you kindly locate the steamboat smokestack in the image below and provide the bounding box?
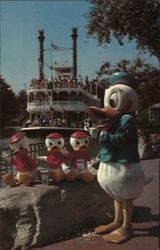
[38,30,45,81]
[71,27,78,79]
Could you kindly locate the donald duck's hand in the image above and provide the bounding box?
[1,151,11,162]
[90,128,101,142]
[61,164,71,175]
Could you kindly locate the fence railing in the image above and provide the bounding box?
[0,143,47,188]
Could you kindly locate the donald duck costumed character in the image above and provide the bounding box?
[89,72,151,244]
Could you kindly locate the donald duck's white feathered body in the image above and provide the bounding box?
[89,72,151,244]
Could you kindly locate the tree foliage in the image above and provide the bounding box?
[16,90,28,122]
[86,0,160,59]
[0,76,27,128]
[0,75,18,127]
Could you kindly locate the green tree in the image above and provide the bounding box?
[86,0,160,59]
[16,89,28,123]
[0,75,18,128]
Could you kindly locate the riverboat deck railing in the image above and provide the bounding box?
[27,101,89,112]
[0,143,47,188]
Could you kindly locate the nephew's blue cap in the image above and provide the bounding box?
[109,72,136,88]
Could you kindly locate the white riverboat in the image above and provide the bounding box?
[20,28,100,139]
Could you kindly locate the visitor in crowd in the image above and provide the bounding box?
[56,117,62,127]
[62,118,67,127]
[49,117,54,126]
[43,116,49,126]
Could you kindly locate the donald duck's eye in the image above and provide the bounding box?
[85,140,88,144]
[49,142,53,146]
[109,92,118,108]
[58,140,61,145]
[110,99,115,108]
[76,141,80,145]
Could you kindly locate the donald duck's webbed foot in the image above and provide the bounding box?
[94,221,122,234]
[102,226,133,243]
[95,199,123,234]
[103,199,134,243]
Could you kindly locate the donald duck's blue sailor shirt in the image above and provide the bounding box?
[98,114,140,163]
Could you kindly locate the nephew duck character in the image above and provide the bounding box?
[2,133,38,186]
[89,72,152,243]
[68,131,94,182]
[38,132,76,182]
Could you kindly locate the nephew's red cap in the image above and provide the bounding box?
[9,133,25,144]
[71,131,87,138]
[46,132,63,139]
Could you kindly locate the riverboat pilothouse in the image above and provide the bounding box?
[20,28,100,138]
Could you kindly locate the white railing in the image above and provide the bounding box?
[27,101,49,107]
[27,101,50,112]
[28,83,79,91]
[54,83,78,89]
[52,101,88,112]
[27,101,89,112]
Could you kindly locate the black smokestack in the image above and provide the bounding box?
[38,30,45,81]
[71,27,78,79]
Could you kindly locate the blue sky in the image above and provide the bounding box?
[1,0,159,93]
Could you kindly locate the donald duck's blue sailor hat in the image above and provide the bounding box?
[109,72,137,89]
